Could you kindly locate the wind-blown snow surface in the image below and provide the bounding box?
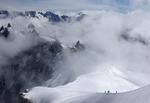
[1,10,150,103]
[24,85,150,103]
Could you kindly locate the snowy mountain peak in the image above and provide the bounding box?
[0,10,86,23]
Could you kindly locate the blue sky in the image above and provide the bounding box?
[0,0,149,11]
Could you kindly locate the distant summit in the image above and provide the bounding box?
[0,10,86,22]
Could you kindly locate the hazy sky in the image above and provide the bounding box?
[0,0,150,11]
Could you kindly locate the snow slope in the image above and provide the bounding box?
[1,10,150,103]
[22,10,150,103]
[64,85,150,103]
[24,64,140,103]
[24,83,150,103]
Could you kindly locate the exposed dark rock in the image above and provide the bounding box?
[120,31,148,45]
[70,40,85,52]
[19,91,32,103]
[61,15,71,22]
[38,12,44,15]
[42,11,61,22]
[75,41,85,50]
[0,10,85,23]
[25,11,36,18]
[0,10,9,15]
[0,40,63,103]
[0,26,4,32]
[0,23,12,38]
[19,96,32,103]
[13,11,25,17]
[0,27,10,38]
[39,11,85,22]
[76,13,86,21]
[0,10,9,18]
[7,23,11,28]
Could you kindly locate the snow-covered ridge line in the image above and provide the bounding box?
[0,17,86,103]
[0,10,85,22]
[1,9,150,103]
[23,84,150,103]
[71,84,150,103]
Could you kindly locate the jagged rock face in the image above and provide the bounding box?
[0,26,10,38]
[120,29,148,45]
[42,11,61,22]
[61,15,71,22]
[0,23,12,38]
[0,40,63,103]
[25,11,36,18]
[70,41,85,52]
[13,11,25,17]
[0,10,86,23]
[0,10,9,18]
[0,10,9,15]
[76,13,86,21]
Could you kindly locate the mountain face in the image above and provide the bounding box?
[0,14,85,102]
[0,39,63,103]
[41,11,61,22]
[0,10,85,22]
[0,10,150,103]
[0,10,9,18]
